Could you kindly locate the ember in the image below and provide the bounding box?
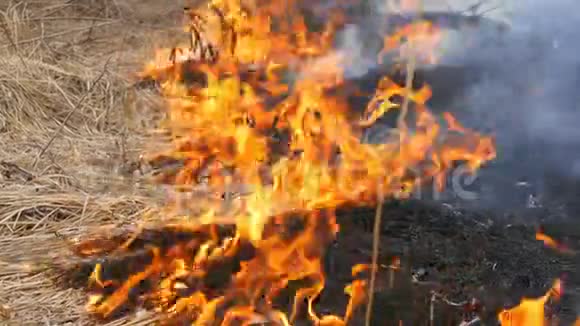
[498,279,562,326]
[60,0,501,324]
[536,227,575,255]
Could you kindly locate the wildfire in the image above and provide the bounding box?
[64,0,498,324]
[536,227,574,254]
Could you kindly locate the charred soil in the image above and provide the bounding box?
[56,199,572,325]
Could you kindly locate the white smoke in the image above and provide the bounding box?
[336,24,377,79]
[435,0,580,212]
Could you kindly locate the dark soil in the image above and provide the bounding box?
[56,198,578,325]
[314,199,576,325]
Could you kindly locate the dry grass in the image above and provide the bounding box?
[0,0,190,324]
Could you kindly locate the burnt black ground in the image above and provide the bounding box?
[309,199,577,325]
[57,197,576,325]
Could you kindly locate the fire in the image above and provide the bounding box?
[497,229,576,325]
[65,0,497,324]
[536,228,574,254]
[498,279,562,326]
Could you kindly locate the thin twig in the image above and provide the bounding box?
[430,292,435,326]
[32,58,112,168]
[33,2,75,18]
[459,317,481,326]
[397,56,416,132]
[22,17,114,23]
[366,3,424,325]
[431,291,470,307]
[0,17,28,70]
[364,184,383,326]
[396,1,423,133]
[0,21,117,50]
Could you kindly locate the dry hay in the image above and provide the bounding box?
[0,0,189,324]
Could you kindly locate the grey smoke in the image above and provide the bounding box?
[336,24,377,79]
[368,0,579,212]
[437,0,580,212]
[306,0,580,212]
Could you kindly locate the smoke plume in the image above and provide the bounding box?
[309,0,580,213]
[442,0,580,213]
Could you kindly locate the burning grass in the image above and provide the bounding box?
[51,0,498,324]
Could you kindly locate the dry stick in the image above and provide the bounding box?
[0,21,116,50]
[460,317,481,326]
[364,185,383,326]
[0,17,28,70]
[23,17,115,22]
[401,0,427,130]
[397,55,417,132]
[365,2,423,324]
[32,58,112,169]
[397,9,421,132]
[429,292,435,326]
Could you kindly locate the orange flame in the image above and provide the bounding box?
[498,279,562,326]
[74,0,497,324]
[536,228,574,254]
